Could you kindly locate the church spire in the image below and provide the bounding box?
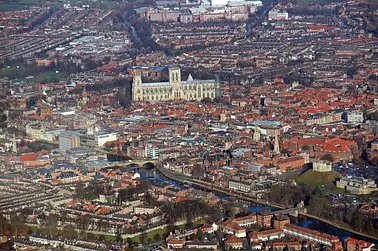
[12,133,17,154]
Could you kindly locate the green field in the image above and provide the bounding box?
[287,170,341,186]
[22,72,67,84]
[129,228,166,243]
[0,0,45,11]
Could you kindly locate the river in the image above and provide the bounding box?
[138,168,378,245]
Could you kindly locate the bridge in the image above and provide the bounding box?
[88,158,159,171]
[155,164,308,216]
[273,207,307,217]
[106,152,159,168]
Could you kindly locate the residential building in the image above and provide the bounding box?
[257,210,273,228]
[346,110,364,124]
[167,239,185,249]
[283,224,339,247]
[268,9,289,21]
[232,213,257,227]
[59,134,80,152]
[249,229,284,242]
[145,141,160,159]
[345,237,375,251]
[185,241,218,249]
[271,242,302,251]
[273,215,290,229]
[133,205,157,215]
[224,238,244,249]
[229,180,252,193]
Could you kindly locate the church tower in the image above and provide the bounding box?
[274,134,280,154]
[253,126,260,141]
[132,70,142,101]
[12,133,17,154]
[169,66,182,99]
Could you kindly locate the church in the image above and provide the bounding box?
[132,66,222,102]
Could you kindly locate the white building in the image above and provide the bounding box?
[94,132,117,147]
[312,160,332,172]
[346,110,364,124]
[268,9,289,21]
[145,141,160,159]
[229,180,252,193]
[211,0,229,6]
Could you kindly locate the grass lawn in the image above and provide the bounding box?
[327,187,347,195]
[0,0,44,11]
[287,170,340,186]
[130,228,166,243]
[90,233,117,242]
[130,218,208,243]
[23,72,67,84]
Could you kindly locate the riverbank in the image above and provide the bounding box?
[155,165,285,209]
[154,165,378,243]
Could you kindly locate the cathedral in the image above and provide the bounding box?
[132,66,222,102]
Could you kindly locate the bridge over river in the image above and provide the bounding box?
[155,164,306,216]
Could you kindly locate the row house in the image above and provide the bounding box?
[249,229,285,242]
[219,221,247,238]
[283,224,340,247]
[232,213,257,227]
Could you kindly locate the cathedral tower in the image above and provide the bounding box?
[169,66,182,99]
[132,71,143,101]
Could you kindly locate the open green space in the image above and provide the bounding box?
[22,72,67,84]
[27,218,208,245]
[287,170,340,186]
[327,187,347,195]
[129,218,207,243]
[129,228,166,243]
[0,0,47,11]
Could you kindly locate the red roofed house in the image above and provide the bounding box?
[232,213,257,227]
[220,222,247,238]
[270,241,302,251]
[224,237,244,249]
[257,210,274,228]
[274,156,306,172]
[167,239,185,249]
[283,224,339,247]
[249,229,284,242]
[319,138,357,161]
[345,237,375,251]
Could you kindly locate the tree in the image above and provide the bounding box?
[301,145,310,151]
[321,154,333,162]
[45,214,58,236]
[87,232,95,240]
[0,214,9,234]
[116,232,123,242]
[10,215,26,236]
[77,215,91,230]
[140,232,147,244]
[201,97,212,104]
[126,238,133,248]
[62,224,78,239]
[308,195,331,218]
[268,185,305,207]
[153,233,160,242]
